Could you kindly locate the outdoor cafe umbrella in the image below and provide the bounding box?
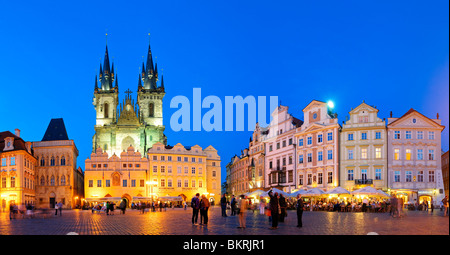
[352,186,388,197]
[324,187,351,196]
[303,187,325,197]
[269,188,290,197]
[246,189,267,198]
[288,189,306,198]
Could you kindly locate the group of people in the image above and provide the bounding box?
[190,193,211,225]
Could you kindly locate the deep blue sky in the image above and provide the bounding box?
[0,0,448,185]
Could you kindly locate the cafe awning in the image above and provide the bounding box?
[159,196,183,201]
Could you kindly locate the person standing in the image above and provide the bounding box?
[237,195,248,229]
[259,198,266,215]
[119,199,126,214]
[296,194,304,228]
[391,194,398,218]
[220,194,228,217]
[200,195,210,225]
[398,196,404,217]
[279,194,287,222]
[191,193,200,224]
[230,195,237,216]
[268,190,279,230]
[106,202,110,215]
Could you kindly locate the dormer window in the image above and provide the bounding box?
[3,137,14,151]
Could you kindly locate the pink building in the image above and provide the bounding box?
[295,100,340,191]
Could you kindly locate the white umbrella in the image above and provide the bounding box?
[376,190,390,198]
[325,187,351,196]
[269,188,289,197]
[303,188,325,197]
[352,186,386,197]
[288,189,307,198]
[245,189,267,198]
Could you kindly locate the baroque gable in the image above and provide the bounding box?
[388,110,443,130]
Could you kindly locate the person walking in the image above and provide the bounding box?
[398,196,404,217]
[119,199,126,214]
[268,190,279,230]
[296,194,304,228]
[391,194,398,218]
[191,193,200,224]
[279,194,287,223]
[109,202,115,215]
[220,194,228,217]
[230,195,237,216]
[200,194,210,225]
[237,195,248,229]
[442,195,448,217]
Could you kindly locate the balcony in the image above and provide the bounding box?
[355,179,373,185]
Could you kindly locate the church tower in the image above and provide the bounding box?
[93,44,119,127]
[91,40,166,157]
[137,42,165,127]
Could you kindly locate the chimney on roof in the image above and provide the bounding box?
[390,111,393,118]
[437,113,439,119]
[15,129,20,137]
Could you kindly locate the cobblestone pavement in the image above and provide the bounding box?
[0,207,448,235]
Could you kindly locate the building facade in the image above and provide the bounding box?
[229,152,250,196]
[340,102,388,192]
[248,123,266,192]
[387,109,445,205]
[295,100,339,191]
[264,105,302,193]
[92,43,166,157]
[33,118,84,209]
[0,130,37,209]
[442,150,449,197]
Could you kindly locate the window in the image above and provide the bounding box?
[177,167,182,174]
[406,171,412,182]
[184,167,188,174]
[417,171,424,182]
[1,158,6,166]
[168,166,172,174]
[61,157,66,166]
[153,166,157,173]
[404,149,412,160]
[97,180,102,187]
[289,156,293,165]
[61,175,66,185]
[191,180,196,188]
[10,157,15,166]
[131,179,136,187]
[318,173,323,184]
[327,150,333,160]
[282,140,286,147]
[318,151,323,161]
[199,167,203,175]
[269,145,273,152]
[299,175,303,185]
[89,180,93,187]
[361,133,367,140]
[394,149,400,160]
[177,179,182,188]
[318,134,323,143]
[394,171,400,182]
[161,166,165,173]
[167,156,172,161]
[184,157,188,162]
[358,116,368,123]
[429,171,435,182]
[299,155,304,164]
[184,180,189,188]
[327,172,333,183]
[375,169,381,180]
[289,138,293,145]
[307,174,312,185]
[428,131,435,140]
[361,169,367,180]
[191,167,196,174]
[417,149,423,160]
[106,180,111,187]
[199,180,203,188]
[307,137,312,145]
[348,149,353,160]
[348,134,354,141]
[361,148,367,159]
[149,103,154,117]
[160,179,165,187]
[394,131,401,139]
[177,157,182,162]
[428,150,435,160]
[153,156,157,161]
[123,180,127,187]
[417,131,423,139]
[327,132,333,141]
[10,177,15,188]
[307,153,312,163]
[191,157,195,163]
[277,143,280,149]
[161,156,165,161]
[299,139,304,146]
[168,179,172,188]
[348,170,354,181]
[140,180,145,187]
[375,132,381,139]
[50,157,55,166]
[405,131,412,139]
[375,147,382,159]
[50,176,55,186]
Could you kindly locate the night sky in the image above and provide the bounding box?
[0,0,448,185]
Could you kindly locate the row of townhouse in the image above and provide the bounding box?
[226,100,446,205]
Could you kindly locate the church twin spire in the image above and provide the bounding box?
[95,45,117,92]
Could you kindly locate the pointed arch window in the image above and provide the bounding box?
[40,157,45,166]
[61,156,66,166]
[50,176,55,186]
[50,157,55,166]
[104,103,109,118]
[149,103,154,117]
[61,175,66,185]
[40,176,45,186]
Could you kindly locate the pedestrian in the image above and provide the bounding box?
[54,202,59,215]
[362,197,368,212]
[191,193,200,224]
[391,194,398,218]
[398,196,404,217]
[119,199,126,214]
[220,194,228,217]
[200,194,210,225]
[230,195,236,216]
[442,196,448,217]
[109,202,115,215]
[237,195,248,229]
[268,190,279,230]
[296,194,304,228]
[259,197,266,215]
[279,194,287,222]
[431,198,434,213]
[106,201,110,215]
